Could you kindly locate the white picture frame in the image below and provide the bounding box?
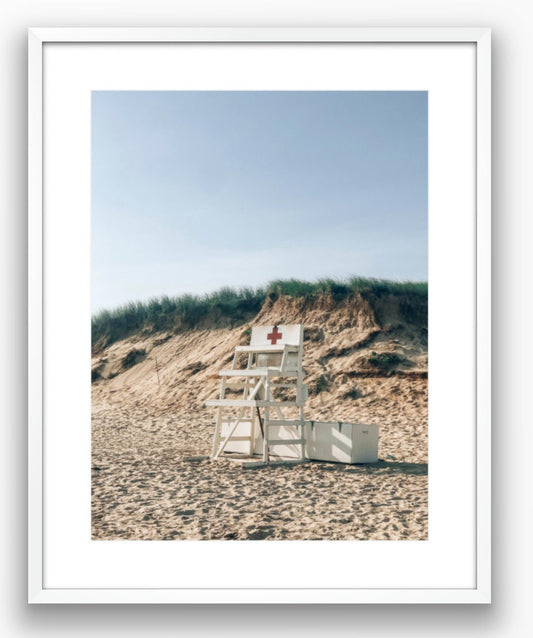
[28,27,491,604]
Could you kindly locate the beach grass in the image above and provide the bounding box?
[92,277,427,350]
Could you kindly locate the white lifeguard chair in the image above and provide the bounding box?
[206,324,307,463]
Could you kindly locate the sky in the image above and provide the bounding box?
[91,91,427,313]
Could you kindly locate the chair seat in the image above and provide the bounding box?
[234,344,298,353]
[218,368,298,377]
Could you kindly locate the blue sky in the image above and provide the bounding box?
[91,91,427,313]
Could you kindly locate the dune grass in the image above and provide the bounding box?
[266,277,428,298]
[91,286,265,350]
[91,277,427,351]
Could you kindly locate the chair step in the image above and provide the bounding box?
[206,399,304,407]
[266,438,306,446]
[264,420,305,428]
[235,345,298,352]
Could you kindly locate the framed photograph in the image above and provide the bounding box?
[28,27,491,604]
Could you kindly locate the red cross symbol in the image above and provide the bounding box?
[267,326,283,345]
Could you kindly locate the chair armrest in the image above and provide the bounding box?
[235,344,298,353]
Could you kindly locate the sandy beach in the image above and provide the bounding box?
[92,375,427,541]
[92,292,427,540]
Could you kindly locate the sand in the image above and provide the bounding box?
[92,293,428,540]
[92,378,427,541]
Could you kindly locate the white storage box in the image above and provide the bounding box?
[304,421,379,464]
[219,420,378,464]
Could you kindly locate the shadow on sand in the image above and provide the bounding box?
[310,459,428,476]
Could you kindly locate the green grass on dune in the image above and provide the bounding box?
[91,277,427,351]
[91,286,265,351]
[267,277,428,298]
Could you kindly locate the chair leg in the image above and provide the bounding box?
[299,406,306,460]
[249,406,255,456]
[262,378,270,462]
[211,408,223,458]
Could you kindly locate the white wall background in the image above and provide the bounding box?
[0,0,529,635]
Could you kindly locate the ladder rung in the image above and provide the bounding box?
[266,439,306,446]
[264,420,305,427]
[269,383,297,389]
[222,436,253,442]
[207,399,304,407]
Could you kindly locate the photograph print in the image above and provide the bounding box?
[90,90,428,541]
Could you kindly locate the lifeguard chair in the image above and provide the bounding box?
[206,324,307,463]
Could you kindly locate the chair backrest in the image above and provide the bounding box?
[250,324,303,347]
[250,325,303,372]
